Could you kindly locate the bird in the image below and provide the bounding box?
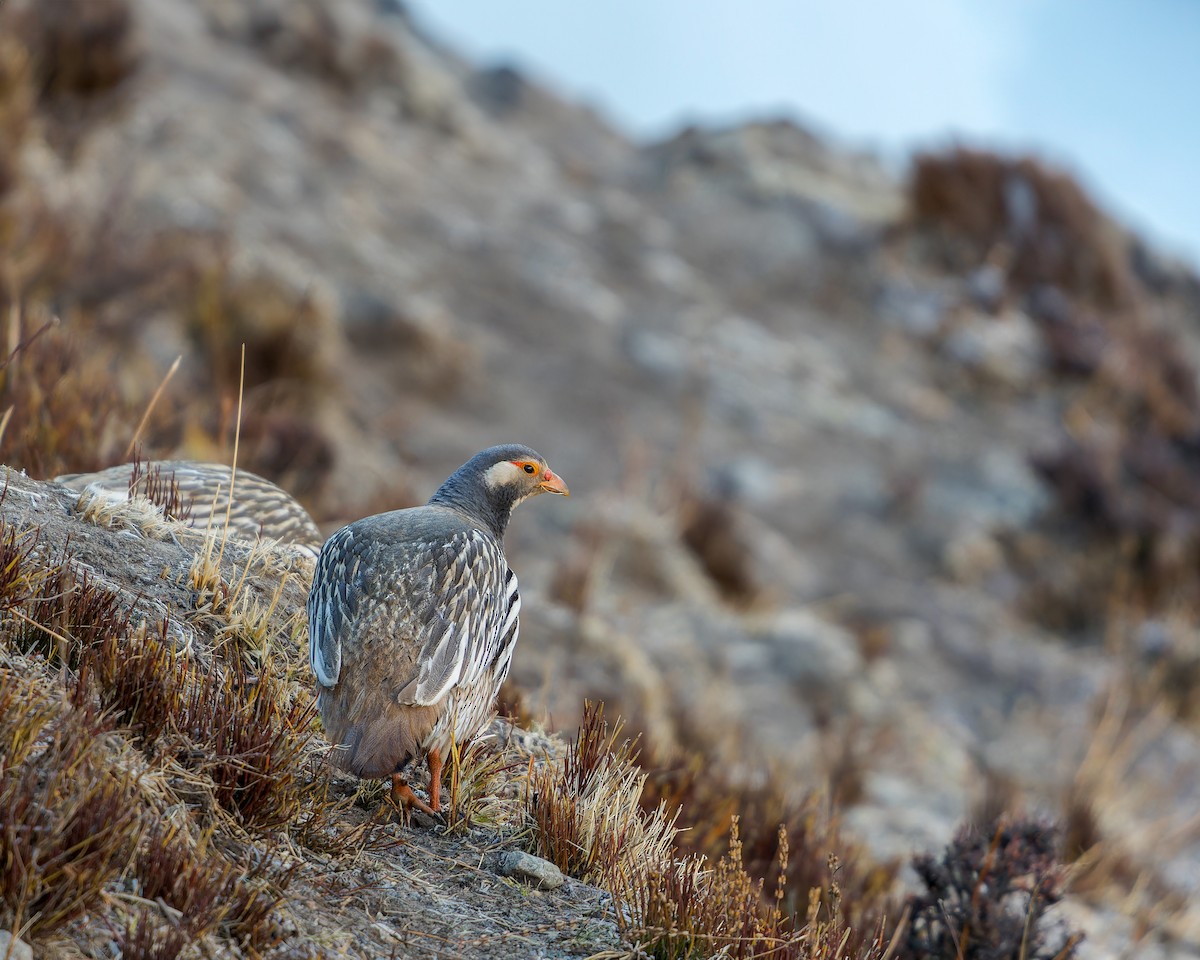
[55,460,323,557]
[307,444,568,815]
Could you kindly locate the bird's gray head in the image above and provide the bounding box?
[428,444,569,538]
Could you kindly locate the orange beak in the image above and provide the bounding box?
[539,469,569,496]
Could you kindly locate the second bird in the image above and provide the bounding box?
[307,444,569,814]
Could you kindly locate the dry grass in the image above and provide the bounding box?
[910,147,1134,310]
[0,317,141,477]
[525,701,680,885]
[615,818,892,960]
[180,658,316,831]
[524,702,900,959]
[638,722,899,950]
[442,734,525,834]
[0,515,371,959]
[73,486,189,542]
[0,670,144,940]
[83,618,187,747]
[0,514,134,671]
[127,454,195,523]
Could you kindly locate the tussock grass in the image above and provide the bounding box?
[180,658,316,831]
[639,728,899,949]
[115,912,189,960]
[0,317,140,477]
[126,454,195,523]
[616,818,892,960]
[74,486,188,541]
[441,734,526,834]
[0,514,349,957]
[525,702,907,959]
[0,670,145,940]
[0,511,49,613]
[525,701,680,886]
[17,557,130,666]
[132,820,237,941]
[83,617,188,748]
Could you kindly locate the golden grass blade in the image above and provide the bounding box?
[124,354,182,458]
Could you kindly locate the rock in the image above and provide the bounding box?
[967,264,1006,312]
[877,280,947,337]
[755,609,864,710]
[942,309,1044,387]
[0,932,32,960]
[944,526,1005,583]
[469,64,526,116]
[495,850,566,891]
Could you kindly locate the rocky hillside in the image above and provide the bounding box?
[3,0,1200,957]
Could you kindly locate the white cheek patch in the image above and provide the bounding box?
[483,460,523,490]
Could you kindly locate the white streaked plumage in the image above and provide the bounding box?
[306,444,568,815]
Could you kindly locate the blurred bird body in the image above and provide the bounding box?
[307,444,568,814]
[55,460,322,555]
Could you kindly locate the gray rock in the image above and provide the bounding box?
[0,932,32,960]
[967,264,1006,312]
[495,850,566,890]
[877,280,947,337]
[942,310,1044,387]
[757,609,863,697]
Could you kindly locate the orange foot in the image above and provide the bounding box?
[390,773,436,817]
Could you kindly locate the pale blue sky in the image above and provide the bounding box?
[414,1,1200,266]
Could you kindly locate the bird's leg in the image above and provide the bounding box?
[390,773,436,817]
[426,747,444,813]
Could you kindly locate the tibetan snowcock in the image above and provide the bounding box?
[307,444,568,814]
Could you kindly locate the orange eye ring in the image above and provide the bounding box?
[522,462,536,474]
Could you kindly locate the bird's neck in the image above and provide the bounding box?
[428,482,513,540]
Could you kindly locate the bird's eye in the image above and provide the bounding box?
[522,463,536,474]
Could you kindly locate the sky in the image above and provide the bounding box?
[412,1,1200,267]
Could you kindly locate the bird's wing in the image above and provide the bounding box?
[396,529,514,705]
[307,519,519,705]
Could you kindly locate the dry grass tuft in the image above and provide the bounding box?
[616,817,891,960]
[0,318,140,477]
[83,617,188,748]
[910,147,1134,310]
[127,454,195,523]
[524,701,903,959]
[115,912,189,960]
[0,670,144,939]
[640,736,898,947]
[525,701,680,885]
[132,821,236,941]
[5,543,131,668]
[442,734,525,834]
[185,524,308,657]
[179,657,316,832]
[73,487,188,542]
[0,512,47,613]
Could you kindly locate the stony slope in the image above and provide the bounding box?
[3,0,1200,956]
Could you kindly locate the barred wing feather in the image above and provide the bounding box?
[308,524,519,707]
[399,530,514,705]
